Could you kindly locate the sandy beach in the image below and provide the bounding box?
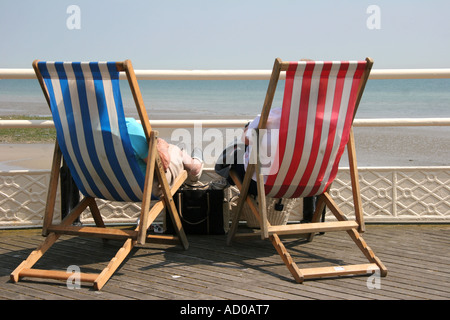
[1,126,449,172]
[346,126,450,167]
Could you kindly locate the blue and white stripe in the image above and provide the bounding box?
[38,61,145,202]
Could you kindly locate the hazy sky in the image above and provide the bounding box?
[1,0,449,70]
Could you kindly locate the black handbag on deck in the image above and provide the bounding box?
[165,184,226,235]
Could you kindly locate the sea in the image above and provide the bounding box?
[0,78,450,120]
[1,78,449,167]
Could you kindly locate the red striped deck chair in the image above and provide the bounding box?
[227,58,387,283]
[11,60,188,290]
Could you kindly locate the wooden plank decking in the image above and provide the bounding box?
[0,224,449,301]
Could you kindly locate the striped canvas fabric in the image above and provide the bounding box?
[264,60,367,199]
[37,61,145,202]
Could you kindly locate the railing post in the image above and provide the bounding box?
[392,170,398,218]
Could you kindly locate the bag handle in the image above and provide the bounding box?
[177,192,210,228]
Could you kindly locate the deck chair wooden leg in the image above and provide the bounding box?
[137,131,188,248]
[346,228,388,277]
[88,198,105,228]
[226,169,265,245]
[12,233,136,290]
[82,170,189,290]
[307,194,327,242]
[137,131,158,245]
[227,193,244,245]
[270,231,387,282]
[10,197,90,283]
[154,152,189,250]
[270,234,304,283]
[10,232,60,283]
[226,167,254,245]
[87,198,109,244]
[11,195,141,289]
[257,174,269,240]
[322,192,388,276]
[264,191,386,283]
[347,128,365,233]
[94,238,135,290]
[147,171,187,227]
[253,128,270,240]
[42,141,62,236]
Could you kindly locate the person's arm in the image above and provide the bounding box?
[126,118,170,171]
[140,138,171,171]
[243,116,260,145]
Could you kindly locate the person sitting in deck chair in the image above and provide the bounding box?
[125,117,204,196]
[215,108,318,223]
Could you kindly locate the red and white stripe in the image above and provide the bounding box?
[264,60,366,198]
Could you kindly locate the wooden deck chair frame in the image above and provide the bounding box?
[10,60,188,290]
[227,57,387,283]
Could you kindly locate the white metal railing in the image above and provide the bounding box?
[1,66,449,129]
[1,67,450,80]
[1,67,449,129]
[1,67,449,133]
[2,118,450,129]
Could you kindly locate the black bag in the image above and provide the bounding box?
[165,185,226,235]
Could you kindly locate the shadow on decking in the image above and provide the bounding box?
[1,224,449,300]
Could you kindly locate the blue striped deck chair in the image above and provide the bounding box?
[11,60,188,290]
